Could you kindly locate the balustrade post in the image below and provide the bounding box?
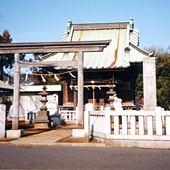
[69,112,71,120]
[139,116,144,135]
[131,115,136,135]
[114,115,119,134]
[156,107,163,135]
[122,115,128,135]
[105,107,111,135]
[147,116,153,135]
[166,116,170,135]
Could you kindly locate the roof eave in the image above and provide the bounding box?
[129,42,150,56]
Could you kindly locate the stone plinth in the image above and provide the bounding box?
[34,108,51,129]
[6,129,24,138]
[34,120,50,129]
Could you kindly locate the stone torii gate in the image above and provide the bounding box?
[0,40,110,131]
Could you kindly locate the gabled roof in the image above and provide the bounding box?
[0,80,13,90]
[42,18,150,69]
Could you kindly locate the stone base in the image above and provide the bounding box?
[72,129,85,138]
[34,120,50,129]
[6,129,24,138]
[25,120,36,124]
[25,120,30,124]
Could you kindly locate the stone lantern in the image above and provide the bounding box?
[106,76,116,110]
[107,88,116,110]
[34,85,51,129]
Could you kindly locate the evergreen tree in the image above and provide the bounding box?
[0,30,13,80]
[156,51,170,110]
[0,30,25,80]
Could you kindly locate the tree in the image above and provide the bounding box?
[0,30,13,80]
[135,47,170,110]
[156,51,170,110]
[0,30,25,80]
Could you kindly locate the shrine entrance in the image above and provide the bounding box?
[0,40,110,130]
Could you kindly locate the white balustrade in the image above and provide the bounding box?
[86,107,170,140]
[59,110,77,123]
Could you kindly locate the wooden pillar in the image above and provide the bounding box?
[12,53,20,130]
[78,51,84,126]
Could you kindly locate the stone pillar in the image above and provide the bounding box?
[0,104,6,138]
[13,53,20,130]
[78,51,84,126]
[143,57,156,130]
[143,57,157,110]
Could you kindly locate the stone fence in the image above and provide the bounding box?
[73,103,170,149]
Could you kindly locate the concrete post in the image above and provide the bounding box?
[0,104,6,138]
[155,107,163,135]
[114,115,119,135]
[131,115,136,135]
[84,103,93,141]
[105,107,111,135]
[78,50,84,126]
[139,116,144,135]
[13,53,20,130]
[147,116,153,135]
[122,115,128,135]
[166,116,170,135]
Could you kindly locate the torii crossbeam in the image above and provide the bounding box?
[0,40,110,129]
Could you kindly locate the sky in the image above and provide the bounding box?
[0,0,170,50]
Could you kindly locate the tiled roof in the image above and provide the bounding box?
[42,18,150,69]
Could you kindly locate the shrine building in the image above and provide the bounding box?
[41,18,151,109]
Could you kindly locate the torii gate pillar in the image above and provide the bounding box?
[78,51,84,126]
[12,53,20,130]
